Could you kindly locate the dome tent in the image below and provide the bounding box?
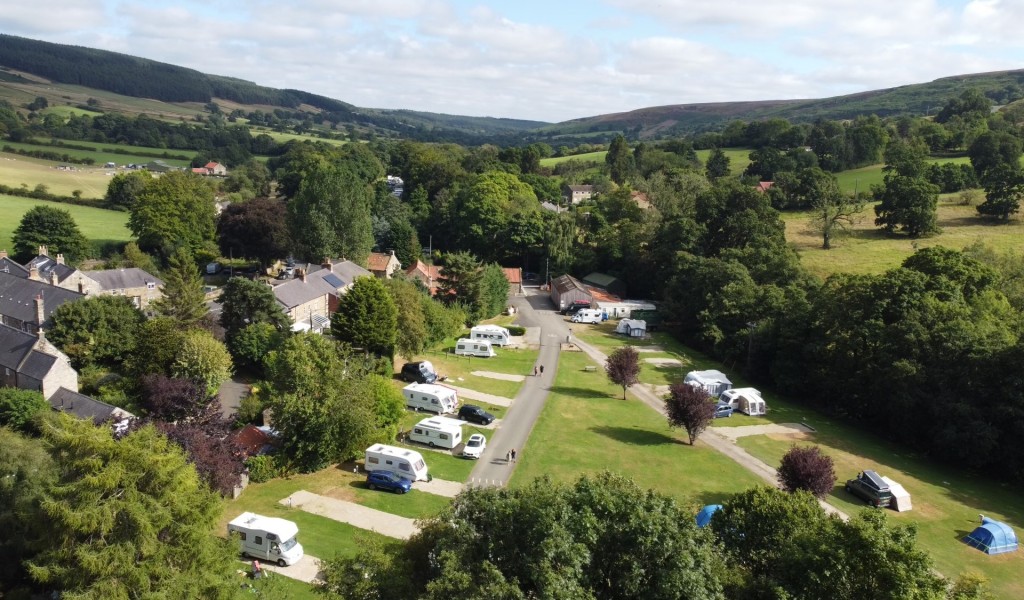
[695,504,722,528]
[963,517,1018,555]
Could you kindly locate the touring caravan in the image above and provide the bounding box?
[720,387,766,416]
[402,383,458,414]
[470,324,512,346]
[409,416,464,449]
[571,309,604,324]
[365,444,430,481]
[683,370,733,397]
[455,338,496,358]
[228,512,305,566]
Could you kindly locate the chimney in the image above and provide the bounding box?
[29,264,40,281]
[35,294,45,328]
[49,270,59,286]
[55,253,64,265]
[0,249,6,259]
[321,257,332,269]
[299,268,306,282]
[38,245,48,257]
[390,250,395,256]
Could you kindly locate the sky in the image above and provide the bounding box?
[3,0,1024,122]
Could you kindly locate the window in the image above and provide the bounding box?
[255,536,263,545]
[399,463,410,471]
[385,459,393,465]
[147,282,156,290]
[368,456,379,464]
[414,428,423,435]
[238,532,247,541]
[440,434,448,440]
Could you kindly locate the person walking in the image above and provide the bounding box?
[539,365,545,376]
[534,365,538,376]
[511,448,517,463]
[506,450,512,463]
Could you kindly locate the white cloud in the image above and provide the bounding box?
[0,0,107,34]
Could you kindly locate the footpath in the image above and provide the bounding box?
[570,337,850,521]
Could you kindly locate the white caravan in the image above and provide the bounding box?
[227,512,305,566]
[470,324,512,346]
[455,338,496,358]
[409,416,464,449]
[720,387,766,416]
[571,309,604,324]
[403,383,458,414]
[365,444,430,481]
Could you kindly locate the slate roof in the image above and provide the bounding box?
[0,271,85,327]
[566,185,593,192]
[273,260,371,310]
[551,274,588,295]
[49,387,130,424]
[0,256,28,278]
[84,268,163,290]
[19,350,57,380]
[26,255,77,284]
[0,323,37,372]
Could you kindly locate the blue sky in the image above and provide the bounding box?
[3,0,1024,122]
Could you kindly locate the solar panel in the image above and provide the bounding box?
[323,273,345,288]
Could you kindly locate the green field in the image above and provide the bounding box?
[0,194,131,252]
[248,128,349,146]
[41,105,105,118]
[0,153,120,199]
[540,150,606,167]
[736,412,1024,598]
[511,351,763,505]
[695,147,753,176]
[833,155,973,194]
[785,198,1024,277]
[2,140,193,168]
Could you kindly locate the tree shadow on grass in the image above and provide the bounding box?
[590,425,677,446]
[549,385,611,400]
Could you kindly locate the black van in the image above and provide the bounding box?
[845,470,893,508]
[401,361,437,384]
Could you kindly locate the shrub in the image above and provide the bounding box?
[777,445,836,499]
[507,325,526,336]
[0,388,49,432]
[245,454,279,483]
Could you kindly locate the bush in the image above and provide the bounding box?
[245,454,279,483]
[0,388,49,432]
[235,388,264,426]
[777,445,836,499]
[507,325,526,336]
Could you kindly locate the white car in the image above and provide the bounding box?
[461,433,486,459]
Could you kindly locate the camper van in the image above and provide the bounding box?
[227,512,305,567]
[470,324,512,346]
[720,387,767,416]
[409,416,464,449]
[365,444,430,481]
[571,309,604,324]
[402,383,458,414]
[455,338,496,358]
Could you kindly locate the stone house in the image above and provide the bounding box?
[0,323,78,400]
[562,184,594,205]
[271,259,372,333]
[367,251,402,279]
[0,270,85,333]
[405,260,444,295]
[78,268,164,310]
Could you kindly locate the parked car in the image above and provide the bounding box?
[401,361,437,384]
[205,262,222,275]
[713,402,734,418]
[461,433,487,459]
[458,405,494,425]
[561,300,592,315]
[845,470,893,508]
[524,272,539,282]
[366,470,413,494]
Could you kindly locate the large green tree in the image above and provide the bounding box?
[331,276,398,358]
[129,171,217,258]
[104,170,151,210]
[704,147,731,180]
[153,247,207,326]
[436,251,482,321]
[977,163,1024,220]
[386,278,429,360]
[48,295,145,370]
[172,329,233,394]
[27,416,240,599]
[873,142,940,237]
[11,205,90,264]
[216,197,290,266]
[453,170,539,260]
[287,163,374,263]
[606,134,635,184]
[0,428,56,593]
[218,277,290,343]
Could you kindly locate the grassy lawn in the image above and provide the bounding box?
[833,155,972,194]
[248,128,348,146]
[540,150,606,167]
[2,140,192,168]
[735,421,1024,598]
[254,574,320,599]
[785,198,1024,278]
[0,194,131,251]
[511,351,762,506]
[391,441,476,482]
[416,344,537,399]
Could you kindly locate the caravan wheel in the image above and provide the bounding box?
[428,441,436,448]
[277,559,286,567]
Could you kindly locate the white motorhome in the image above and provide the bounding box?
[409,416,464,449]
[720,387,766,416]
[571,309,604,324]
[365,444,430,481]
[455,338,496,358]
[227,512,305,567]
[402,383,458,414]
[470,324,512,346]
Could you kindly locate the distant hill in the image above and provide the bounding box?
[2,33,1023,144]
[544,70,1024,139]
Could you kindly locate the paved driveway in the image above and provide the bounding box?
[280,490,420,539]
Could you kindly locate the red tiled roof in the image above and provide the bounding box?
[233,424,271,457]
[367,252,391,272]
[756,181,774,192]
[205,161,222,169]
[502,267,522,285]
[585,286,620,303]
[192,167,209,174]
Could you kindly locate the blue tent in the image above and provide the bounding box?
[963,517,1018,555]
[696,505,722,529]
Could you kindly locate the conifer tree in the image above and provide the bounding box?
[153,247,207,326]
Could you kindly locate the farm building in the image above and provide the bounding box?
[550,274,592,311]
[582,272,627,298]
[684,370,733,396]
[562,184,594,204]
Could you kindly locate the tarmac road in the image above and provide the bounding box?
[468,288,568,487]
